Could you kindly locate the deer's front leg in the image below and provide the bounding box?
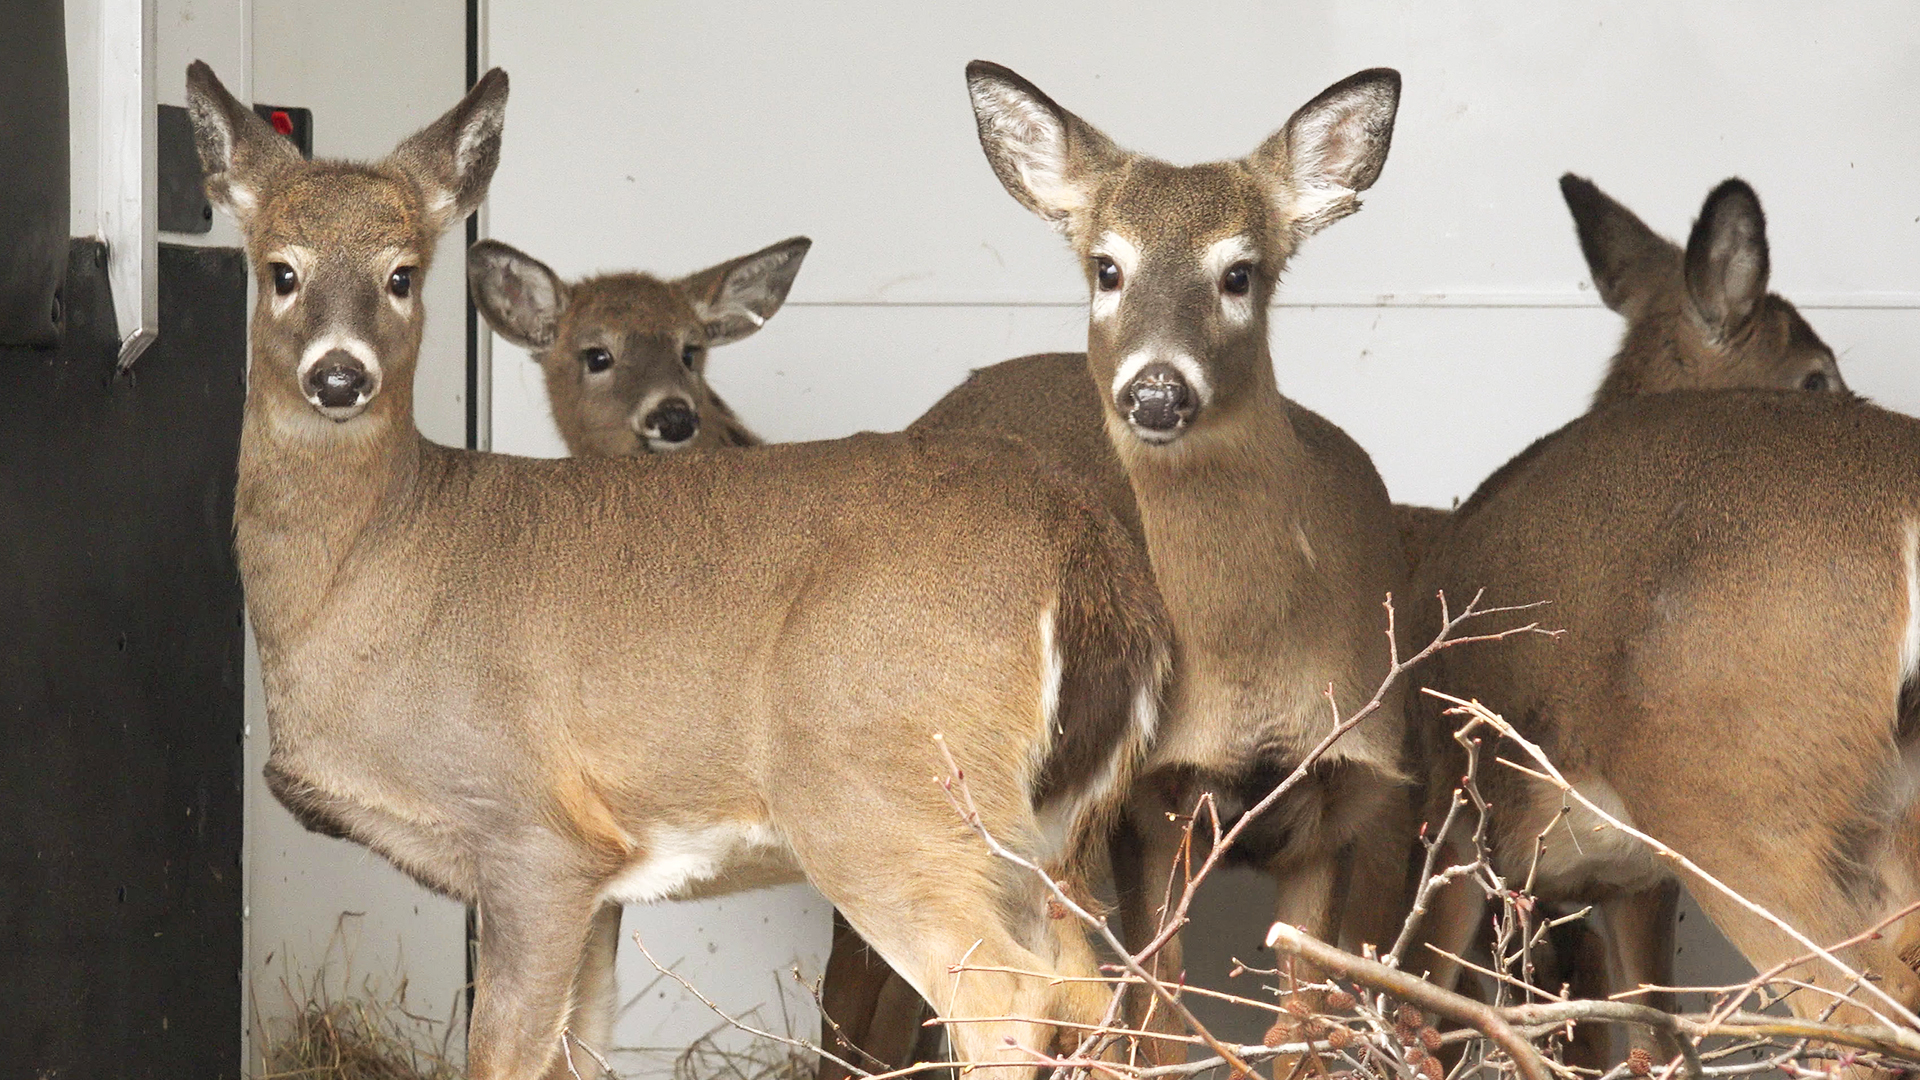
[1599,883,1680,1064]
[817,910,936,1080]
[1264,852,1342,1078]
[469,841,603,1080]
[1111,801,1194,1068]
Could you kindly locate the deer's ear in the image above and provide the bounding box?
[186,60,301,222]
[1249,68,1400,244]
[1684,178,1770,340]
[967,61,1123,235]
[468,239,567,350]
[1560,174,1681,318]
[387,68,509,235]
[683,236,811,346]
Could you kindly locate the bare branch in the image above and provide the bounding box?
[1265,922,1555,1080]
[631,933,884,1080]
[1140,592,1553,978]
[647,589,1920,1080]
[1428,690,1920,1033]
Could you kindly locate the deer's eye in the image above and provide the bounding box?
[581,347,613,374]
[1093,255,1122,292]
[270,262,297,296]
[388,266,415,299]
[1221,262,1253,296]
[681,344,701,369]
[1802,371,1828,392]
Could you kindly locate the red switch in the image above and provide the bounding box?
[251,102,311,157]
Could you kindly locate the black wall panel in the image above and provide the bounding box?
[0,241,247,1079]
[0,0,71,347]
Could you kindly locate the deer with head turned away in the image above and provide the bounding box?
[187,59,1171,1080]
[908,63,1411,1058]
[1391,175,1851,1069]
[1392,174,1847,574]
[468,235,809,456]
[1502,174,1848,1059]
[1401,241,1918,1056]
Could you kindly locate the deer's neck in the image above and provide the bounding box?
[1112,380,1325,722]
[235,381,424,650]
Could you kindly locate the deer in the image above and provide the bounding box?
[466,234,939,1079]
[1402,385,1920,1051]
[467,235,809,456]
[1391,174,1847,576]
[1393,174,1851,1065]
[894,63,1414,1061]
[1400,179,1887,1055]
[186,59,1173,1080]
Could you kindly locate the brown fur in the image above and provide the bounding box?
[916,63,1410,1063]
[471,240,938,1080]
[468,236,809,456]
[1392,503,1452,577]
[189,60,1169,1080]
[1395,178,1854,1060]
[914,351,1143,542]
[1405,390,1920,1035]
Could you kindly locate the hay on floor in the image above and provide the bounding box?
[256,974,463,1080]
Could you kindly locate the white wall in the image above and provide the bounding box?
[485,1,1920,493]
[481,0,1920,1067]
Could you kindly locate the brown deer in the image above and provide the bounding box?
[187,59,1171,1080]
[1403,387,1920,1044]
[1392,174,1847,574]
[466,235,937,1078]
[902,63,1411,1058]
[468,236,809,455]
[1397,175,1852,1061]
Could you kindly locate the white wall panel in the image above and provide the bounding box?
[608,887,832,1074]
[483,1,1920,1071]
[484,0,1920,306]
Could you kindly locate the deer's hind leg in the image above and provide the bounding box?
[784,806,1110,1076]
[1111,788,1199,1068]
[1577,883,1681,1069]
[1646,779,1920,1034]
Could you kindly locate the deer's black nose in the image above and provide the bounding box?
[306,352,372,409]
[644,399,700,446]
[1122,364,1194,436]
